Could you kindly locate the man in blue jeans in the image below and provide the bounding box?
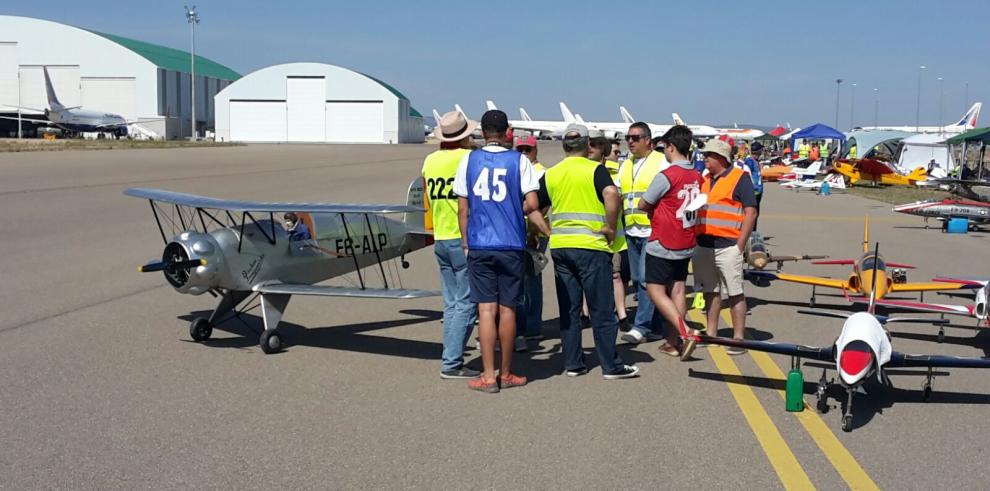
[422,110,479,379]
[537,124,639,379]
[617,122,670,344]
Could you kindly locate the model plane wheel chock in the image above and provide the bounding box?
[260,329,283,354]
[189,317,212,342]
[841,414,853,432]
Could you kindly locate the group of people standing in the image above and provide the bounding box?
[422,109,758,393]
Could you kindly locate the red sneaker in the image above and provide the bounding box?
[498,373,527,389]
[468,377,500,393]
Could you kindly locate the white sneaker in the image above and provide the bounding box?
[621,330,645,344]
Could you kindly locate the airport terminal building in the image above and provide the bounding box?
[0,15,240,139]
[214,62,425,144]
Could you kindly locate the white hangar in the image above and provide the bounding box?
[214,62,425,144]
[0,15,240,139]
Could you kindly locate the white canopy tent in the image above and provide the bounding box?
[895,134,954,175]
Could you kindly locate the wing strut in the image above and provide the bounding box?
[364,213,389,288]
[340,213,366,290]
[149,200,167,244]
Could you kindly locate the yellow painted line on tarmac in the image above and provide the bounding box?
[716,309,879,490]
[687,309,816,490]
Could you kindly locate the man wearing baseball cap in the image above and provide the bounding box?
[693,138,758,355]
[423,110,480,380]
[536,124,639,379]
[514,133,547,351]
[453,110,550,392]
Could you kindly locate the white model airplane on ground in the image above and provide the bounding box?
[0,66,163,138]
[698,244,990,432]
[780,172,846,191]
[777,161,824,183]
[854,103,981,135]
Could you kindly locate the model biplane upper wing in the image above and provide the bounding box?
[747,270,849,290]
[124,188,422,214]
[253,283,438,299]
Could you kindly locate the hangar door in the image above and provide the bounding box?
[81,77,136,121]
[229,100,287,142]
[286,76,326,142]
[326,101,384,143]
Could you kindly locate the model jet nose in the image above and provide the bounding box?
[839,340,874,384]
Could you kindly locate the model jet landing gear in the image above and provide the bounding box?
[816,369,830,414]
[923,367,934,402]
[841,387,855,432]
[400,254,410,269]
[937,326,946,343]
[809,285,817,308]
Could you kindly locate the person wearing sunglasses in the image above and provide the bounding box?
[513,134,548,352]
[616,122,670,345]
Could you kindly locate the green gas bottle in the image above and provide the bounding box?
[785,367,805,412]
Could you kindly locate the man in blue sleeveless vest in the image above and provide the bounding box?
[454,110,549,393]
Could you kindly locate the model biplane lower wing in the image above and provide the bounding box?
[124,188,423,214]
[253,283,438,299]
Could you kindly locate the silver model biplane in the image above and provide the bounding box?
[125,179,436,354]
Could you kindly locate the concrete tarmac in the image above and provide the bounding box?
[2,143,989,489]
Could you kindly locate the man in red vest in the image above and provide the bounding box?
[693,138,758,354]
[638,125,704,360]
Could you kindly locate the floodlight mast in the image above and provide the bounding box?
[185,6,200,140]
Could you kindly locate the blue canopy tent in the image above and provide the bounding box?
[789,124,846,146]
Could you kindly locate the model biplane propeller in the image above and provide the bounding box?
[699,244,990,432]
[746,216,976,307]
[126,179,437,354]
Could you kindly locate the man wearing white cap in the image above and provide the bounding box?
[423,111,480,379]
[693,138,758,354]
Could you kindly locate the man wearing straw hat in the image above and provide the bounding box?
[422,111,480,380]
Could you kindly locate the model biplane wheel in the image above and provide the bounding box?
[260,330,283,354]
[189,317,212,342]
[841,415,853,432]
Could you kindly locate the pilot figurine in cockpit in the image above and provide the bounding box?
[283,212,311,241]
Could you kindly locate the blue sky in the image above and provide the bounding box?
[4,1,988,128]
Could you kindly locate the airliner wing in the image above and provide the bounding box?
[698,335,835,361]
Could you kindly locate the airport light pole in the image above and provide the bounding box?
[916,65,926,132]
[850,83,856,130]
[873,88,879,127]
[834,79,842,129]
[937,77,944,136]
[185,5,199,140]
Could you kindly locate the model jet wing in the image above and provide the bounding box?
[697,335,834,361]
[747,270,848,290]
[888,352,990,369]
[890,281,978,293]
[853,298,973,317]
[769,254,828,262]
[253,283,438,299]
[124,188,423,214]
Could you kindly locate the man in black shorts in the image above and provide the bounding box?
[638,125,704,360]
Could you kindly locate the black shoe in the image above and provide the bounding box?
[564,367,589,377]
[603,365,640,380]
[441,367,481,379]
